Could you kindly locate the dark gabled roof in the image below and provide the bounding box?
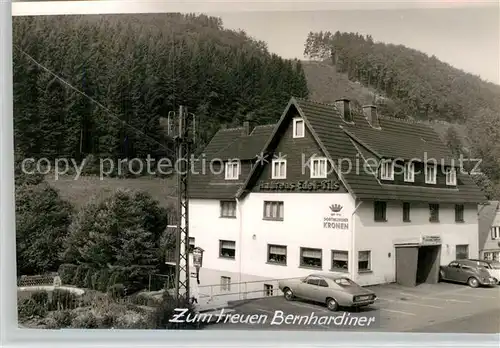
[188,124,275,199]
[236,97,486,203]
[479,201,500,249]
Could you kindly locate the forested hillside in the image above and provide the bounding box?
[12,14,308,163]
[303,31,500,199]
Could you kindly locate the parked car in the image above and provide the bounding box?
[469,259,500,284]
[439,260,497,287]
[278,273,376,311]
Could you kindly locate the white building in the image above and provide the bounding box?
[188,97,486,299]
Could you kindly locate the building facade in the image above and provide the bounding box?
[479,201,500,261]
[188,97,486,297]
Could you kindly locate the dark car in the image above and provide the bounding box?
[439,259,497,287]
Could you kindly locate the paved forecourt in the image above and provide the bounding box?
[204,282,500,332]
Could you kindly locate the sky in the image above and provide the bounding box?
[214,6,500,85]
[11,1,500,84]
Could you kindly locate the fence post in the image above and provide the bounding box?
[148,274,151,292]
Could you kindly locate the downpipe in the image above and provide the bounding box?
[236,197,243,299]
[350,200,363,280]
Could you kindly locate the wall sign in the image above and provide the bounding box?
[421,235,441,245]
[257,180,340,192]
[323,203,349,230]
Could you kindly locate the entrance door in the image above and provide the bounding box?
[395,246,419,287]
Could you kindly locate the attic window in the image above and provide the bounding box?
[425,163,437,184]
[293,118,305,138]
[380,159,394,180]
[404,162,415,183]
[310,157,327,178]
[225,161,240,180]
[272,159,287,179]
[446,167,457,186]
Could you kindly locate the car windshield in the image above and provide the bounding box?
[334,278,356,287]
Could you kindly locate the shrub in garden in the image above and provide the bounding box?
[49,289,78,311]
[97,269,110,292]
[71,310,98,329]
[72,264,90,288]
[107,283,125,300]
[48,310,75,328]
[90,271,100,290]
[17,298,47,319]
[31,290,49,307]
[83,269,93,289]
[58,264,78,285]
[151,291,200,329]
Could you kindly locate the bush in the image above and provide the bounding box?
[18,298,47,319]
[71,310,98,329]
[90,271,100,290]
[97,269,110,292]
[107,284,125,300]
[83,269,93,289]
[58,264,78,285]
[72,265,88,288]
[31,290,49,307]
[49,289,78,311]
[151,291,200,329]
[49,310,75,328]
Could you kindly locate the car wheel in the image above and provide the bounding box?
[326,297,338,311]
[283,288,294,301]
[439,270,445,282]
[467,277,479,288]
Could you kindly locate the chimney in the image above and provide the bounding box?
[242,121,250,136]
[334,98,352,122]
[362,105,380,128]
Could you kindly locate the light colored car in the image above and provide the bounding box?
[278,273,376,311]
[469,259,500,284]
[439,260,497,287]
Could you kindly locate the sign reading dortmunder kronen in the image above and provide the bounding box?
[323,203,349,230]
[257,180,340,192]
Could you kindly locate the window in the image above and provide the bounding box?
[219,240,236,259]
[317,279,329,287]
[331,250,348,271]
[374,201,387,222]
[293,118,305,138]
[263,201,284,220]
[220,200,236,218]
[425,163,437,184]
[310,157,327,178]
[220,276,231,291]
[271,159,287,179]
[429,204,439,222]
[484,251,500,261]
[358,251,371,272]
[455,204,464,222]
[491,226,500,240]
[456,244,469,260]
[300,247,322,269]
[224,161,240,180]
[404,162,415,182]
[380,159,394,180]
[446,167,457,186]
[264,284,274,296]
[402,202,411,222]
[188,237,195,253]
[267,244,287,265]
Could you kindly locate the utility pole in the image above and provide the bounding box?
[168,105,195,304]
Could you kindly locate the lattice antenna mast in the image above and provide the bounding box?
[167,106,196,303]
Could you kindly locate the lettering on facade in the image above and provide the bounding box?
[323,203,349,230]
[257,180,340,192]
[421,235,441,245]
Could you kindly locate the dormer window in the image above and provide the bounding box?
[404,162,415,182]
[225,161,240,180]
[380,159,394,180]
[272,159,287,179]
[425,163,437,184]
[293,118,305,138]
[446,167,457,186]
[310,157,327,178]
